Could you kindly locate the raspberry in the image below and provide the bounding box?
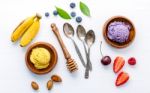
[128,57,136,65]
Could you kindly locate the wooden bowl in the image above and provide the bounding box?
[25,42,58,75]
[103,16,136,48]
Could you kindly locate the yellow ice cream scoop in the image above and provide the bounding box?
[34,63,49,69]
[30,47,51,69]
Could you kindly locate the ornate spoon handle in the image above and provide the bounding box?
[71,39,86,68]
[85,48,91,79]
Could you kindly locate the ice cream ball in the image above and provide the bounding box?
[107,21,131,43]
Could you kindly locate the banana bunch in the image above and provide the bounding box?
[11,14,41,47]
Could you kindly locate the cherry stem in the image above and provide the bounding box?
[100,41,103,57]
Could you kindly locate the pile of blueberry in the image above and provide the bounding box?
[45,2,82,23]
[70,3,82,23]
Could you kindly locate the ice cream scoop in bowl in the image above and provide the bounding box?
[25,42,58,75]
[103,16,136,48]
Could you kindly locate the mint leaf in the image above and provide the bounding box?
[80,1,91,17]
[56,7,71,19]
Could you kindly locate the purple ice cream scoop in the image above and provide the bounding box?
[107,21,131,43]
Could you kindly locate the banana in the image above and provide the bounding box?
[11,16,36,42]
[20,15,41,47]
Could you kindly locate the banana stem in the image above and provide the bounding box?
[36,13,42,19]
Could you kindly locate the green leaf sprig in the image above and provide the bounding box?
[56,7,71,19]
[80,1,91,17]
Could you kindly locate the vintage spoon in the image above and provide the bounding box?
[63,23,86,68]
[77,25,92,71]
[84,30,95,79]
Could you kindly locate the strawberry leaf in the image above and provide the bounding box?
[80,1,91,17]
[56,7,71,19]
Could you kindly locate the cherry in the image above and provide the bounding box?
[101,56,111,65]
[128,57,136,65]
[100,41,111,65]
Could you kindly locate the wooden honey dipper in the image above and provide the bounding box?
[51,23,78,73]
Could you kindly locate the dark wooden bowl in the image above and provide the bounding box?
[103,16,136,48]
[25,42,58,75]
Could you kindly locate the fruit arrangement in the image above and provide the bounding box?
[100,48,136,86]
[44,1,90,23]
[11,13,41,47]
[9,0,138,91]
[100,16,137,86]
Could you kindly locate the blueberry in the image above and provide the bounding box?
[70,12,76,17]
[76,16,82,23]
[45,12,50,17]
[53,10,58,16]
[70,2,76,8]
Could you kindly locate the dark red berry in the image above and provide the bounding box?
[128,57,136,65]
[101,56,111,65]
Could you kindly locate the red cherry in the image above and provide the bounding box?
[101,56,111,65]
[128,57,136,65]
[100,41,111,66]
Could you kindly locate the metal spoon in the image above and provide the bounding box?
[63,23,86,68]
[84,30,95,79]
[77,25,92,71]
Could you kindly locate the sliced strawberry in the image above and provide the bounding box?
[115,72,129,86]
[113,56,125,73]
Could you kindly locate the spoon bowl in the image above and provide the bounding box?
[63,23,74,38]
[77,25,86,41]
[85,30,95,47]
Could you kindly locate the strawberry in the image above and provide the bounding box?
[113,56,125,73]
[115,72,129,86]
